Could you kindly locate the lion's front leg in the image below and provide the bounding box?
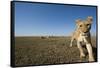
[86,43,94,62]
[70,35,76,47]
[84,37,95,62]
[77,41,85,58]
[70,37,74,47]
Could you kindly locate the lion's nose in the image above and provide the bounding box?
[84,32,87,33]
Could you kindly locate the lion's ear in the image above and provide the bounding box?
[87,16,93,24]
[76,19,81,25]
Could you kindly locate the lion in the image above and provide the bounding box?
[70,16,95,62]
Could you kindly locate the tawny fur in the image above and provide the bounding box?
[70,16,95,62]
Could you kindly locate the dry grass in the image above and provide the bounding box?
[15,36,97,66]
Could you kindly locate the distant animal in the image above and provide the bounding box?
[70,16,94,62]
[40,36,49,39]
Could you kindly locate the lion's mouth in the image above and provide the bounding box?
[81,32,89,36]
[84,31,89,33]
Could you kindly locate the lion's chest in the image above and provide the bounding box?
[78,34,88,43]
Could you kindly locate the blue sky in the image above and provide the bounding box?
[15,2,97,36]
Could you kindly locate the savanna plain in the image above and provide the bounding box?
[15,36,97,66]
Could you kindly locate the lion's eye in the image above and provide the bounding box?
[80,25,82,27]
[87,24,90,26]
